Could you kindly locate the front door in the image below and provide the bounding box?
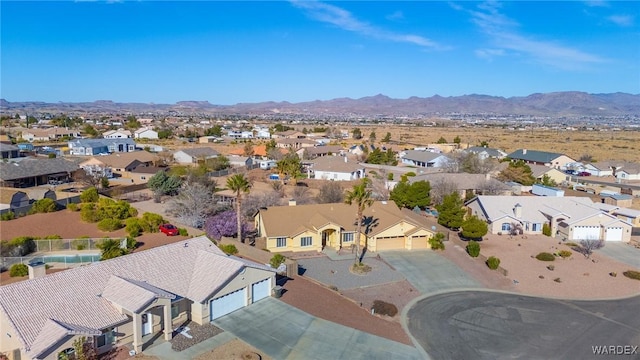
[141,313,152,336]
[322,231,328,248]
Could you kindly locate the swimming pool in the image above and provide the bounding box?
[42,254,101,264]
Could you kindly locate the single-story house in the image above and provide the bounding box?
[134,128,159,139]
[21,128,80,142]
[198,136,223,144]
[297,145,344,159]
[80,152,158,182]
[0,143,20,159]
[173,147,219,164]
[307,156,365,181]
[399,150,449,168]
[276,138,317,150]
[615,163,640,181]
[408,173,512,197]
[0,158,79,188]
[68,139,136,156]
[259,159,277,170]
[528,164,568,185]
[465,146,507,160]
[228,156,253,167]
[0,237,275,359]
[272,130,306,139]
[103,129,132,139]
[600,193,634,208]
[506,149,575,169]
[583,162,615,177]
[466,195,632,242]
[254,200,437,253]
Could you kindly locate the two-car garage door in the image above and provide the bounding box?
[210,278,272,321]
[572,226,600,241]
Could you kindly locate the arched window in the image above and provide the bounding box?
[501,223,511,231]
[58,347,75,360]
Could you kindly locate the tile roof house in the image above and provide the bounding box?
[80,152,158,183]
[255,200,437,253]
[399,150,450,168]
[172,147,219,164]
[297,145,345,159]
[102,129,132,139]
[527,164,568,185]
[307,156,365,181]
[21,128,80,142]
[506,149,575,169]
[466,195,632,242]
[0,237,275,359]
[276,138,317,150]
[0,158,80,188]
[0,143,20,159]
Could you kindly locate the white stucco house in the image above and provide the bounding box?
[103,129,132,139]
[134,128,159,140]
[399,150,449,168]
[173,147,220,164]
[308,156,365,181]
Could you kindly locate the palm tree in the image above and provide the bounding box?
[226,174,251,242]
[344,178,374,265]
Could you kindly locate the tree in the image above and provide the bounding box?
[157,128,173,139]
[205,210,250,241]
[167,182,215,228]
[243,142,255,157]
[344,178,374,265]
[96,238,127,260]
[436,192,465,229]
[317,182,344,203]
[574,239,605,259]
[461,215,488,240]
[352,128,363,140]
[206,155,230,171]
[292,186,314,205]
[430,179,459,206]
[125,116,141,130]
[100,177,110,189]
[83,124,99,138]
[365,148,397,166]
[498,160,536,186]
[226,174,251,242]
[276,153,302,180]
[147,171,182,202]
[382,132,391,143]
[579,153,593,163]
[453,135,461,145]
[538,174,557,187]
[429,232,446,250]
[80,187,99,203]
[369,131,376,143]
[204,125,223,137]
[58,336,96,360]
[242,191,282,217]
[479,140,489,147]
[389,180,431,209]
[436,136,447,144]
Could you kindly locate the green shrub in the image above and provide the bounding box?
[97,218,123,232]
[80,187,99,203]
[31,198,57,213]
[270,254,287,269]
[125,237,138,250]
[536,252,555,261]
[371,300,398,317]
[565,242,579,247]
[1,211,15,221]
[466,240,480,258]
[125,218,143,237]
[542,223,551,236]
[66,203,78,211]
[623,270,640,280]
[80,204,99,223]
[178,228,188,236]
[142,212,165,232]
[43,234,62,240]
[558,250,572,258]
[218,244,238,255]
[1,237,37,256]
[428,232,446,250]
[486,256,501,270]
[9,264,28,277]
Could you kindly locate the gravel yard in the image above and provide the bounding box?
[297,256,405,290]
[170,322,224,352]
[193,338,272,360]
[340,280,420,322]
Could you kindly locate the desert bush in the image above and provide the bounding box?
[558,250,572,258]
[178,228,188,236]
[542,223,551,236]
[547,265,555,271]
[554,277,562,283]
[9,264,28,277]
[351,262,372,274]
[429,232,446,250]
[31,198,57,213]
[565,242,579,247]
[466,240,480,258]
[125,218,143,237]
[66,203,78,211]
[80,187,99,203]
[80,204,99,223]
[141,212,165,232]
[218,244,238,255]
[270,254,286,269]
[1,211,15,221]
[623,270,640,280]
[97,218,123,232]
[372,300,398,317]
[486,256,501,270]
[125,237,138,250]
[535,252,555,261]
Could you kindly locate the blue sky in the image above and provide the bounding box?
[1,1,638,105]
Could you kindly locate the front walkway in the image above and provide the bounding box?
[599,242,640,268]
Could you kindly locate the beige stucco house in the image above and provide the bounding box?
[507,149,575,170]
[0,237,275,360]
[254,200,437,253]
[466,195,632,242]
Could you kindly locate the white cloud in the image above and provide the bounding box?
[464,1,606,69]
[475,48,506,61]
[386,10,404,22]
[290,1,443,50]
[607,14,634,27]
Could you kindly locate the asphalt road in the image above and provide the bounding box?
[408,291,640,360]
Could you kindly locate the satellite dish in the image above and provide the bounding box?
[431,226,436,231]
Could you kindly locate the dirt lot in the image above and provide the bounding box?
[194,338,271,360]
[340,280,420,323]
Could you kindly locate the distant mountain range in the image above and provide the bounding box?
[1,91,639,117]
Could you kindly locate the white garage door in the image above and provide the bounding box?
[573,226,600,241]
[605,227,623,241]
[251,278,271,303]
[210,288,246,321]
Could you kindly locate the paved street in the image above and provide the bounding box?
[407,291,640,360]
[214,297,422,360]
[381,250,483,294]
[599,242,640,269]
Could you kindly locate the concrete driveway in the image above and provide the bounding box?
[599,242,640,268]
[407,291,640,360]
[381,250,483,294]
[213,297,422,360]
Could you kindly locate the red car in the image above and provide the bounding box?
[577,171,591,177]
[159,223,179,236]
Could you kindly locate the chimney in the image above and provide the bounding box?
[522,149,527,155]
[28,261,46,279]
[288,199,296,206]
[513,203,522,219]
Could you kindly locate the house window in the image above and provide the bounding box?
[141,176,146,180]
[171,303,180,319]
[532,223,542,231]
[58,347,75,358]
[301,236,312,247]
[342,232,354,243]
[501,223,511,231]
[95,328,115,348]
[276,237,286,248]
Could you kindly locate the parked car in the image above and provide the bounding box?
[577,171,591,177]
[159,223,179,236]
[564,169,578,175]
